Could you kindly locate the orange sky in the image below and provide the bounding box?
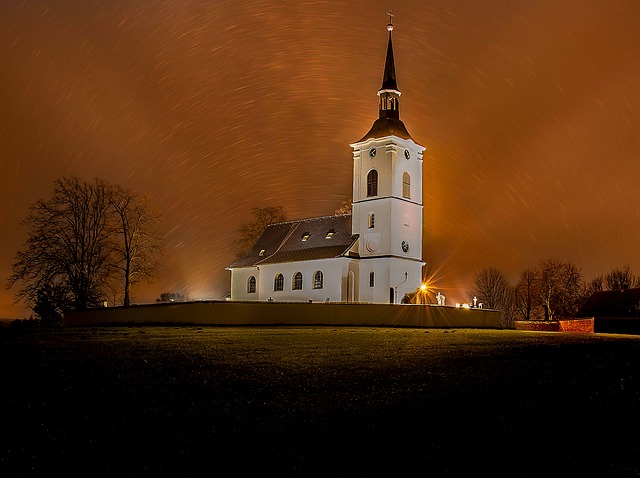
[2,0,640,318]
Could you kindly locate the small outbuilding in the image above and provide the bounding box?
[575,288,640,334]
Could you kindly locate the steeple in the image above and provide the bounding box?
[378,15,400,120]
[380,18,398,94]
[357,15,413,142]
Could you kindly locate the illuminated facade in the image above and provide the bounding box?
[228,19,425,303]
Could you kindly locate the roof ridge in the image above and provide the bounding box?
[266,213,352,228]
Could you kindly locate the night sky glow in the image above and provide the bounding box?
[2,0,640,318]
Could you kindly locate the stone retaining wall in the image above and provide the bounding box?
[64,300,502,329]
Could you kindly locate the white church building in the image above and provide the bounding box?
[228,19,426,304]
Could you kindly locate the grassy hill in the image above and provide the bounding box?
[2,326,640,476]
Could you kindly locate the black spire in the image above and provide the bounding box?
[380,23,398,91]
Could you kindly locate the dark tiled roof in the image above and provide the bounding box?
[229,214,358,268]
[356,117,414,142]
[576,288,640,318]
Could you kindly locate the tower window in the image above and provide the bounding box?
[247,276,256,294]
[292,272,303,290]
[402,172,411,199]
[368,212,375,229]
[274,273,284,292]
[369,271,375,287]
[313,271,324,290]
[367,169,378,197]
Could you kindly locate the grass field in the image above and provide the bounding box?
[2,326,640,476]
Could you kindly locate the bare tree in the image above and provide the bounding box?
[32,282,72,326]
[156,291,188,302]
[558,260,583,319]
[514,267,539,321]
[579,274,604,308]
[103,273,125,307]
[585,274,604,294]
[334,199,352,215]
[9,177,164,317]
[470,266,514,327]
[9,177,113,311]
[536,258,583,320]
[605,265,640,291]
[110,186,163,306]
[233,206,285,258]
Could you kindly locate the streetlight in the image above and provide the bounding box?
[419,283,428,304]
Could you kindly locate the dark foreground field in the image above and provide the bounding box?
[2,326,640,477]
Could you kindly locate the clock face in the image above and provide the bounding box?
[401,240,410,253]
[369,147,377,158]
[404,149,411,159]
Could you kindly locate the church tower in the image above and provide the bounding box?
[350,17,425,303]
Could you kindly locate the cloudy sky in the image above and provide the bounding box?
[2,0,640,318]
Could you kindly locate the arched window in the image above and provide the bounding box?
[247,276,256,294]
[274,273,284,292]
[292,272,303,290]
[402,172,411,199]
[313,271,324,290]
[367,169,378,197]
[368,212,375,229]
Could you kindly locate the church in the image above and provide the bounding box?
[227,19,426,304]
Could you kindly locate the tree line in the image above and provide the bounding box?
[469,260,640,328]
[7,176,163,325]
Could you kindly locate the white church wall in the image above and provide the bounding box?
[391,140,424,202]
[390,200,423,261]
[352,138,424,204]
[354,198,392,257]
[375,143,395,197]
[357,258,391,303]
[351,140,395,201]
[229,267,261,301]
[355,257,422,304]
[251,258,351,303]
[389,257,424,304]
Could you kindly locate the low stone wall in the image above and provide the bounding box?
[559,318,594,333]
[514,321,559,332]
[64,300,502,329]
[515,319,594,333]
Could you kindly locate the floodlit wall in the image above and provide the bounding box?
[64,301,502,328]
[230,258,350,303]
[559,318,594,333]
[514,319,595,333]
